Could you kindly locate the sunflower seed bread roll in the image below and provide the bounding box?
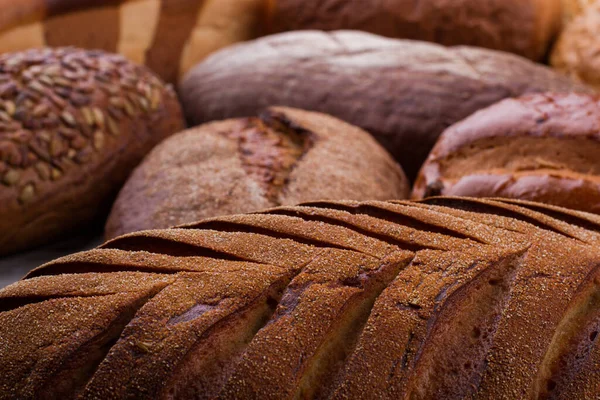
[0,47,184,255]
[3,197,600,398]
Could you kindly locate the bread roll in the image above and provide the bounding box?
[3,197,600,398]
[552,2,600,89]
[268,0,562,61]
[105,106,409,239]
[180,31,590,180]
[0,0,267,83]
[0,47,184,255]
[413,93,600,214]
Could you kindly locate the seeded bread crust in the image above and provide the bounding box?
[0,0,268,83]
[3,197,600,399]
[105,106,409,239]
[412,93,600,214]
[0,47,184,255]
[267,0,561,61]
[180,31,590,180]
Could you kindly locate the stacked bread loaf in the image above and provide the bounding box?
[2,198,600,398]
[180,30,590,180]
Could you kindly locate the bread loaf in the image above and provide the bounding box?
[0,0,267,83]
[268,0,561,61]
[552,2,600,89]
[105,106,409,239]
[0,47,184,255]
[2,197,600,398]
[412,93,600,214]
[179,31,590,180]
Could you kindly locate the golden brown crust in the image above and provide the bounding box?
[2,198,600,398]
[105,107,409,239]
[413,93,600,214]
[0,48,184,255]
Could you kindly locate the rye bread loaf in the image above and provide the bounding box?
[0,0,267,83]
[552,2,600,89]
[267,0,561,61]
[0,47,184,256]
[105,106,409,239]
[179,31,590,180]
[412,93,600,214]
[3,197,600,398]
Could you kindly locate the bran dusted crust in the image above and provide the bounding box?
[2,198,600,398]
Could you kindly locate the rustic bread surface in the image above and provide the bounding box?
[412,93,600,214]
[105,106,409,239]
[0,47,184,255]
[3,197,600,398]
[268,0,561,61]
[180,31,590,180]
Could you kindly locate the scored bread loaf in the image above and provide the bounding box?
[3,197,600,398]
[552,1,600,89]
[267,0,561,61]
[0,0,267,83]
[180,31,591,180]
[105,106,409,239]
[412,92,600,214]
[0,48,184,255]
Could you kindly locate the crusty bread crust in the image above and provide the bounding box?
[3,198,600,398]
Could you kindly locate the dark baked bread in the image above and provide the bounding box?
[267,0,561,61]
[412,93,600,214]
[105,106,409,239]
[3,197,600,398]
[552,2,600,89]
[179,31,590,180]
[0,47,184,255]
[0,0,267,83]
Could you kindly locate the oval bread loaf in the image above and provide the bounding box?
[180,31,591,180]
[552,2,600,89]
[0,47,184,255]
[105,106,409,239]
[0,0,267,83]
[3,197,600,398]
[412,93,600,214]
[268,0,561,61]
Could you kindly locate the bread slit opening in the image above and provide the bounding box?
[534,268,600,399]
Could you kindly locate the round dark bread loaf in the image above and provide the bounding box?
[179,31,591,181]
[0,47,184,256]
[0,0,267,83]
[3,197,600,398]
[552,2,600,89]
[267,0,561,61]
[412,93,600,214]
[105,106,409,239]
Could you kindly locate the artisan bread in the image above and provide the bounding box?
[267,0,561,61]
[180,31,590,180]
[412,93,600,214]
[552,2,600,89]
[0,0,267,83]
[105,106,409,239]
[3,197,600,398]
[0,47,184,255]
